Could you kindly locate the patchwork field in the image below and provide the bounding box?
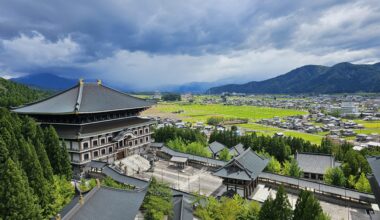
[143,103,326,144]
[353,120,380,135]
[143,103,307,123]
[238,123,324,144]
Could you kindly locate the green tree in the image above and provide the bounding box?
[207,116,224,126]
[288,159,302,178]
[266,157,282,174]
[259,185,292,220]
[194,194,260,220]
[18,138,53,216]
[143,178,173,220]
[324,167,346,187]
[0,158,42,219]
[60,141,73,180]
[167,137,187,152]
[354,173,371,193]
[44,126,72,179]
[34,126,54,182]
[50,175,75,213]
[259,196,275,220]
[293,190,330,220]
[219,148,232,161]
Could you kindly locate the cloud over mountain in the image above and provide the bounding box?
[0,0,380,89]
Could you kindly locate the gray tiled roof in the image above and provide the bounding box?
[12,82,153,115]
[67,186,148,220]
[101,166,149,189]
[214,148,268,181]
[150,142,164,148]
[86,160,107,169]
[160,146,226,167]
[208,141,227,154]
[172,194,194,220]
[229,143,245,156]
[295,152,338,175]
[368,156,380,187]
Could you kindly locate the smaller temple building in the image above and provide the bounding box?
[12,80,155,174]
[213,148,268,198]
[295,152,341,181]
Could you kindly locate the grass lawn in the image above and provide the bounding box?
[144,103,306,123]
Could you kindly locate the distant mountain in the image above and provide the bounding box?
[207,62,380,94]
[159,81,223,94]
[11,73,77,91]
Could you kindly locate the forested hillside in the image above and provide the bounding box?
[208,62,380,94]
[0,104,73,218]
[0,77,50,108]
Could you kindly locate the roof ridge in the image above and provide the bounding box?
[74,81,84,112]
[298,152,334,157]
[11,83,79,109]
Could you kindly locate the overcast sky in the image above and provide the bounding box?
[0,0,380,90]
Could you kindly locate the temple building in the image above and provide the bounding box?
[295,152,341,181]
[12,80,154,174]
[213,148,268,198]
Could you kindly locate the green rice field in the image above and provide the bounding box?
[145,103,306,123]
[143,103,326,144]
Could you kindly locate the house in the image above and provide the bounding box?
[295,152,341,181]
[341,102,359,115]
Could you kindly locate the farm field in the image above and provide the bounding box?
[143,103,307,123]
[143,103,326,144]
[238,123,324,144]
[352,120,380,135]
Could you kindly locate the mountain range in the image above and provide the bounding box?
[7,62,380,94]
[208,62,380,94]
[11,73,77,91]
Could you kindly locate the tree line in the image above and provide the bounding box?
[195,185,330,220]
[0,108,73,219]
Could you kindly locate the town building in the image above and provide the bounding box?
[295,152,341,181]
[13,80,155,174]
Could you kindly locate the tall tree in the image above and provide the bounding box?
[259,185,293,220]
[293,190,330,220]
[18,138,53,216]
[355,173,371,193]
[34,127,54,182]
[0,158,42,219]
[60,141,73,180]
[266,156,281,174]
[324,167,346,187]
[44,126,72,179]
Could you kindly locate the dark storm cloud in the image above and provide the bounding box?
[0,0,380,88]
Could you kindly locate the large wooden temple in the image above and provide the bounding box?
[213,148,268,198]
[13,80,154,174]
